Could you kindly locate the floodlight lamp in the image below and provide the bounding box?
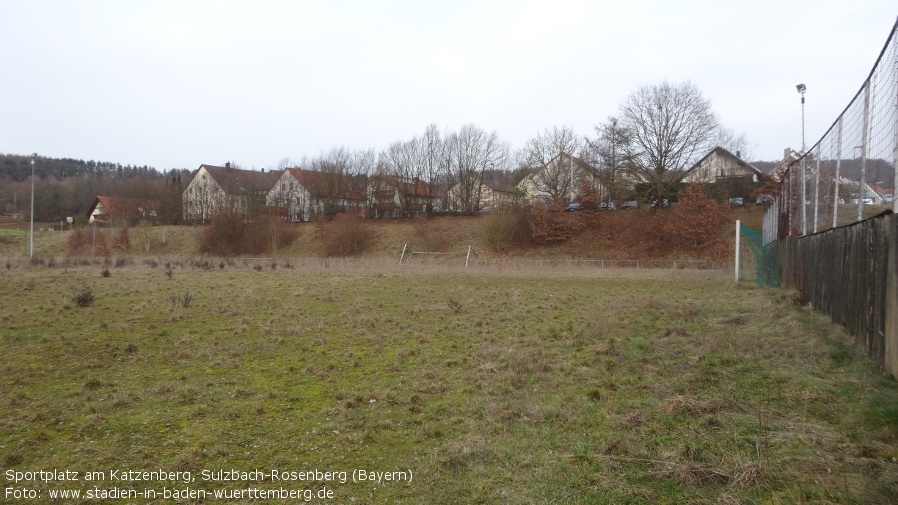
[796,83,806,94]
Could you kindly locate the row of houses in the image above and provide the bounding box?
[84,147,816,224]
[183,146,773,222]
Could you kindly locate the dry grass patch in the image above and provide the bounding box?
[1,264,897,503]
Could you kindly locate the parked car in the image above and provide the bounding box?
[565,202,582,212]
[755,194,774,205]
[599,202,616,211]
[729,197,744,207]
[884,194,895,204]
[620,201,638,210]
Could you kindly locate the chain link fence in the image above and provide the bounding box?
[763,18,898,245]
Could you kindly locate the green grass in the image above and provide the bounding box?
[1,262,897,503]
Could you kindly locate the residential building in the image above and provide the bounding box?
[182,163,282,223]
[683,146,764,184]
[367,176,444,218]
[266,168,366,221]
[86,196,159,226]
[516,153,603,205]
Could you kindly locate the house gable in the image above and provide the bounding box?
[266,168,366,221]
[182,164,282,222]
[684,147,764,183]
[86,196,159,225]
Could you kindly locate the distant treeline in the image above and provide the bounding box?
[0,154,190,224]
[0,153,174,182]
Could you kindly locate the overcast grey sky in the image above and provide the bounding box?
[1,0,896,171]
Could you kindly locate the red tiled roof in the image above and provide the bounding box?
[370,175,445,199]
[86,196,159,219]
[195,165,282,193]
[285,168,366,201]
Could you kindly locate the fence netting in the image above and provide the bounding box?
[763,18,898,245]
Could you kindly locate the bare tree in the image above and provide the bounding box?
[377,137,422,217]
[620,81,719,201]
[523,125,583,204]
[420,123,446,195]
[715,126,754,161]
[307,146,370,219]
[587,116,634,206]
[445,124,508,214]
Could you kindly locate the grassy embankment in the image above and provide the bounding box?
[0,205,769,262]
[1,262,897,503]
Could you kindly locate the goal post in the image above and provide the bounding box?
[398,244,473,267]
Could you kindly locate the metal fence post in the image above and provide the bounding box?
[801,156,807,235]
[814,144,821,233]
[834,117,843,229]
[859,79,870,222]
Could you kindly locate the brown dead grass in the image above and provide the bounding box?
[7,207,768,262]
[660,394,722,416]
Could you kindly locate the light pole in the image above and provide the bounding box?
[30,154,36,259]
[796,84,807,235]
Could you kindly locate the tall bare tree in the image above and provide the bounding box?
[419,123,446,196]
[445,124,508,214]
[620,81,719,201]
[715,126,754,161]
[523,125,583,204]
[587,116,634,206]
[307,146,371,219]
[375,138,420,216]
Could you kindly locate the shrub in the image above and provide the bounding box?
[484,208,530,252]
[72,287,95,307]
[67,229,89,256]
[169,291,194,309]
[577,179,601,211]
[243,214,297,256]
[113,227,131,252]
[667,183,726,255]
[200,211,296,256]
[528,202,580,245]
[199,210,246,257]
[320,213,376,257]
[95,230,111,258]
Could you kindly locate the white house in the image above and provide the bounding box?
[516,153,603,204]
[683,146,764,184]
[266,168,366,221]
[182,163,282,223]
[447,179,523,213]
[86,196,158,225]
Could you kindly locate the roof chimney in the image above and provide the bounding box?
[226,162,230,169]
[736,151,741,159]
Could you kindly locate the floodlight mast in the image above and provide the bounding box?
[796,84,806,153]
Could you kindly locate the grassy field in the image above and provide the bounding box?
[2,261,897,504]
